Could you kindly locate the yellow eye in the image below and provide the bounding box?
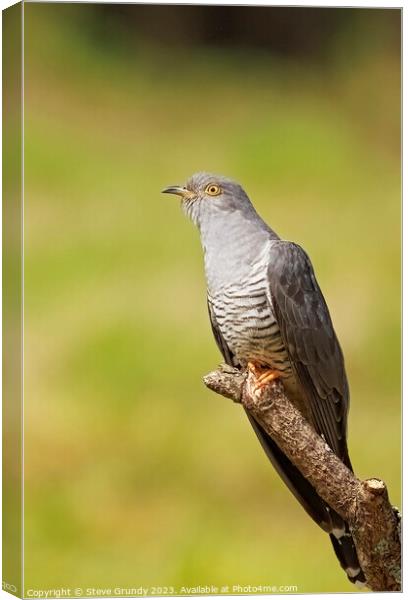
[205,183,221,196]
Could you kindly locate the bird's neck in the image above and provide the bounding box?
[199,206,279,290]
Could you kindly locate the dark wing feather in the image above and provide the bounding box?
[267,241,351,467]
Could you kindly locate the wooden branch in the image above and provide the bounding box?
[203,364,401,592]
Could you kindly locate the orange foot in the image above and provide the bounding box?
[247,361,281,390]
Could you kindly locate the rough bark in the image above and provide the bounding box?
[203,364,401,592]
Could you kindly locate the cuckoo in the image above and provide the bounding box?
[162,172,365,585]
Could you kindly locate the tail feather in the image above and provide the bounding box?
[246,411,366,586]
[330,530,365,585]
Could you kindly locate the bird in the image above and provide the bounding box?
[162,172,365,586]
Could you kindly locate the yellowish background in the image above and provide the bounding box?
[23,4,400,594]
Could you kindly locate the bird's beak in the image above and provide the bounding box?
[161,185,194,199]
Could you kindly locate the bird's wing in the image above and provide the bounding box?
[266,240,351,466]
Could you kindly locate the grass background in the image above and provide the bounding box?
[23,4,400,594]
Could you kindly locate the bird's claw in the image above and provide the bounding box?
[247,362,280,390]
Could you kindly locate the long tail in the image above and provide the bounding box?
[246,411,366,586]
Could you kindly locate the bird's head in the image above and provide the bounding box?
[162,172,253,227]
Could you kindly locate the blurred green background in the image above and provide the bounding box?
[23,4,400,595]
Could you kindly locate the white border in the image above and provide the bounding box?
[0,2,403,600]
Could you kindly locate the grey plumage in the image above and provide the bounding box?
[163,172,365,585]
